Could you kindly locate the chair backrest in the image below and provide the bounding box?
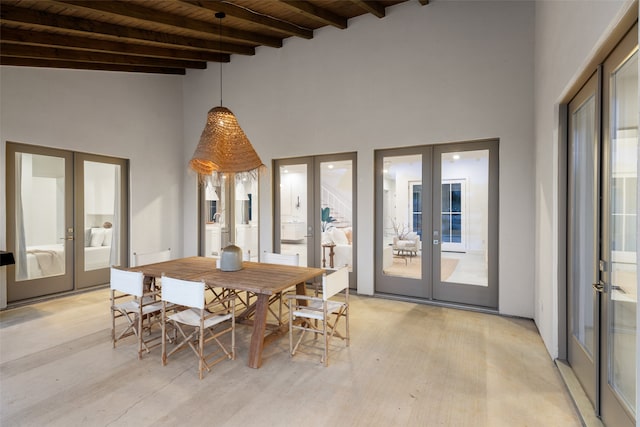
[162,276,205,309]
[322,266,349,300]
[110,267,144,297]
[133,248,171,267]
[262,251,299,266]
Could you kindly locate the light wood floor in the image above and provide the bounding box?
[0,289,581,427]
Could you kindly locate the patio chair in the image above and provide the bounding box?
[161,275,235,379]
[262,251,300,326]
[110,266,163,359]
[287,266,350,366]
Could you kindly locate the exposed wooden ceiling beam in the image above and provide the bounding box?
[1,42,207,69]
[351,1,385,19]
[0,56,186,75]
[1,27,230,63]
[0,5,255,55]
[279,1,348,30]
[54,0,283,48]
[182,1,314,39]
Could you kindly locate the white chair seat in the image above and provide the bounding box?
[115,299,163,316]
[293,300,345,321]
[168,308,233,328]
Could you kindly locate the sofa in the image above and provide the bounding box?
[321,227,352,270]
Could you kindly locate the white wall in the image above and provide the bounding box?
[183,1,536,317]
[0,66,185,302]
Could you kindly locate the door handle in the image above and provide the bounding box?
[592,281,605,293]
[611,285,626,294]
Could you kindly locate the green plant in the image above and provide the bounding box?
[321,207,336,231]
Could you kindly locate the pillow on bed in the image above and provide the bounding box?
[102,228,112,246]
[89,228,105,247]
[84,228,92,247]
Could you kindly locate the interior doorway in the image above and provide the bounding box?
[374,140,498,308]
[273,152,356,287]
[5,142,129,303]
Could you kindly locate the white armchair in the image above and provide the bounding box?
[393,232,420,258]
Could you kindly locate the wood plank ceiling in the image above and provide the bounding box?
[0,0,428,75]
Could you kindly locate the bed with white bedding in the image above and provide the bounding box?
[23,227,113,279]
[26,244,65,279]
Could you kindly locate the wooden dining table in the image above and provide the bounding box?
[130,256,325,368]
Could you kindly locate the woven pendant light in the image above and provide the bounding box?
[190,106,263,174]
[189,12,263,176]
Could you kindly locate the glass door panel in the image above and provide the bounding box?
[439,150,488,287]
[383,154,423,280]
[375,147,430,299]
[602,38,637,425]
[567,71,599,408]
[433,142,498,308]
[82,161,119,271]
[202,175,228,258]
[235,174,259,261]
[6,144,74,301]
[319,159,353,271]
[276,161,311,266]
[75,153,128,289]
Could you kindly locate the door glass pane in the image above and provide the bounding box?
[320,160,353,271]
[84,161,120,271]
[441,151,488,286]
[571,93,597,358]
[280,164,308,266]
[204,175,227,258]
[608,50,637,415]
[382,154,422,279]
[14,153,66,281]
[235,174,258,261]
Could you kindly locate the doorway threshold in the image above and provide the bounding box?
[373,292,499,316]
[555,359,603,427]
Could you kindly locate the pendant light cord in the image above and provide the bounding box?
[216,12,225,107]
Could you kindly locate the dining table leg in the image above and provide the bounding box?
[247,293,270,369]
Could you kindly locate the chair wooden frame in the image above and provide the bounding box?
[287,266,350,366]
[262,251,300,326]
[110,267,163,359]
[161,275,236,380]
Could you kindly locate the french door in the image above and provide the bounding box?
[375,140,498,308]
[273,153,356,287]
[6,143,129,302]
[567,23,637,427]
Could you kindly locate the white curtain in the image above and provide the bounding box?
[109,166,121,267]
[15,153,28,280]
